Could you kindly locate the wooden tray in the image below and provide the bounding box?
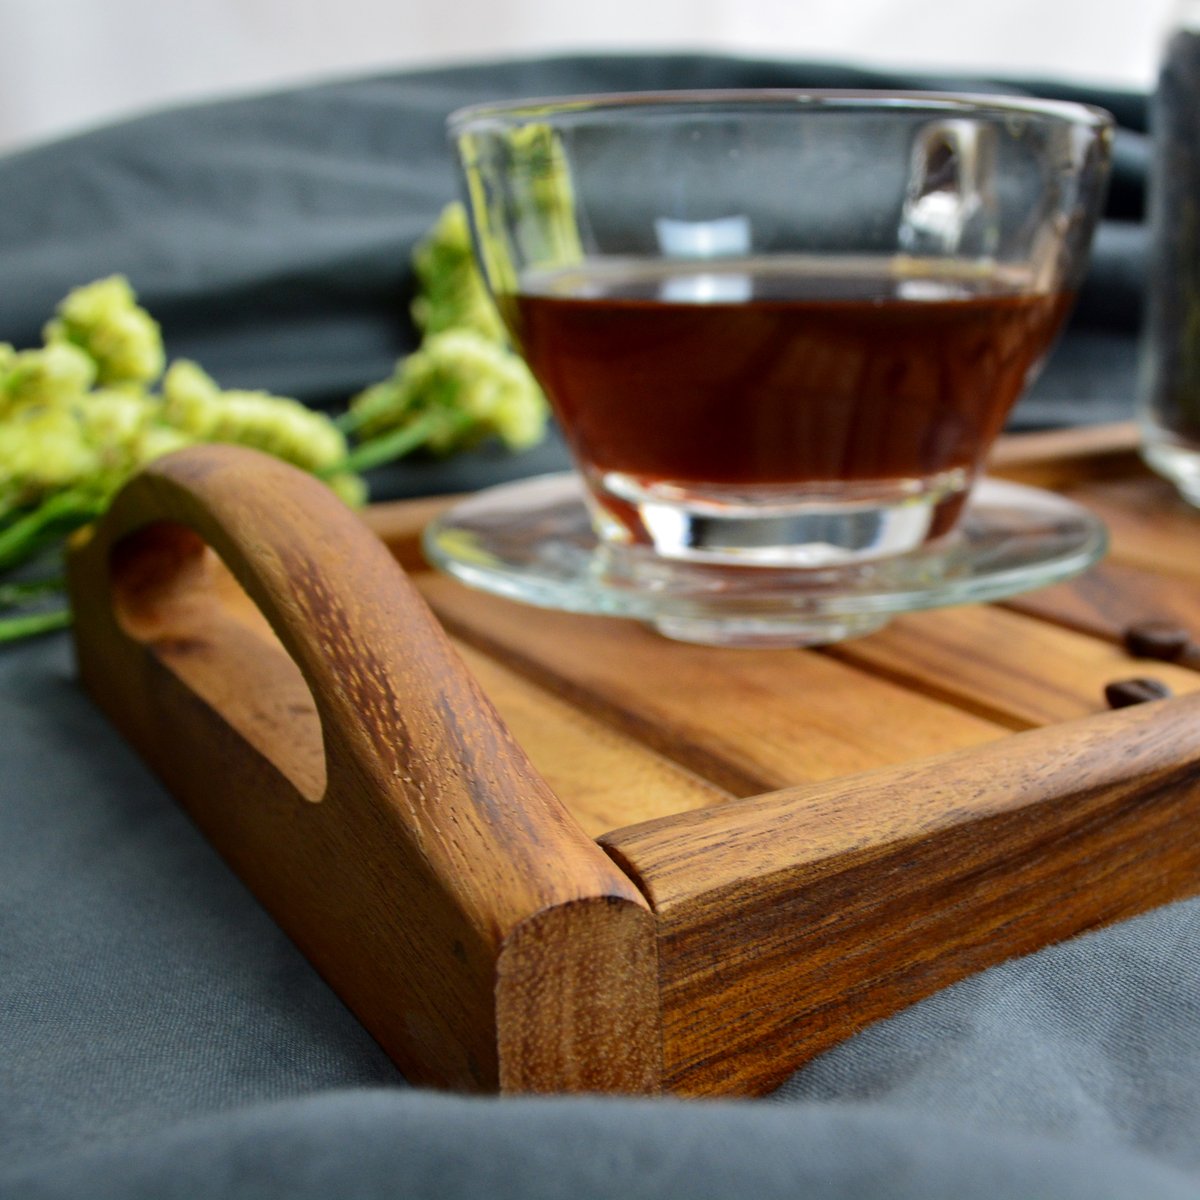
[67,424,1200,1098]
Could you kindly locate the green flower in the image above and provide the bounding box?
[44,275,166,387]
[0,408,101,509]
[348,328,546,454]
[130,423,195,467]
[0,199,555,646]
[75,388,159,460]
[161,358,356,485]
[160,358,224,437]
[410,203,509,344]
[2,342,97,414]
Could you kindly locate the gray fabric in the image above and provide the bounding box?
[5,1090,1199,1200]
[3,51,1200,1200]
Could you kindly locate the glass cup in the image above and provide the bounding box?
[1140,13,1200,508]
[449,91,1112,568]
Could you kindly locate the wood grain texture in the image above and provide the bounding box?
[988,425,1200,654]
[1065,474,1200,582]
[1005,558,1200,662]
[131,540,723,837]
[416,573,1007,796]
[68,444,661,1095]
[67,426,1200,1101]
[601,693,1200,1096]
[826,604,1200,729]
[453,641,731,836]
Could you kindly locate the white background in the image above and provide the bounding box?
[0,0,1181,155]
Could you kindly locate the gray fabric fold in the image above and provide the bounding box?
[6,1089,1199,1200]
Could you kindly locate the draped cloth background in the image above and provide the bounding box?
[3,54,1199,1200]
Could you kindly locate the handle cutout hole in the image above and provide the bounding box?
[111,521,326,803]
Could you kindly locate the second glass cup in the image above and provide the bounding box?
[450,91,1112,568]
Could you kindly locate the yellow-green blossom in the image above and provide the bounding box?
[44,275,165,387]
[129,423,195,468]
[74,388,159,461]
[505,123,585,269]
[349,328,546,454]
[3,342,97,414]
[161,359,352,478]
[160,358,223,437]
[410,203,509,344]
[208,390,347,472]
[0,408,101,509]
[325,472,368,507]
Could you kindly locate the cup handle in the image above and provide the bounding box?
[899,118,999,258]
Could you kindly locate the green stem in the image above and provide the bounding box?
[0,606,71,643]
[324,412,463,477]
[0,490,104,572]
[0,577,67,609]
[334,408,365,434]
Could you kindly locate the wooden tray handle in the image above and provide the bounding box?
[68,445,660,1094]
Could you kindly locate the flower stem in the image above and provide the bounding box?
[0,577,67,609]
[0,490,103,572]
[324,412,458,477]
[0,606,71,643]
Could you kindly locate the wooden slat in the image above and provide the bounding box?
[601,692,1200,1096]
[415,573,1008,796]
[454,640,731,836]
[180,551,731,837]
[827,604,1200,729]
[1065,474,1200,581]
[361,494,456,573]
[1005,558,1200,663]
[987,421,1141,489]
[985,427,1200,654]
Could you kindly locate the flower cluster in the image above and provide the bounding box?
[0,277,361,518]
[1,204,549,643]
[342,202,548,468]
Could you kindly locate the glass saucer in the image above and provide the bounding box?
[422,473,1107,647]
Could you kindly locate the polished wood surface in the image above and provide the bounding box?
[68,445,660,1095]
[826,604,1200,729]
[601,694,1200,1094]
[70,426,1200,1098]
[417,573,1008,796]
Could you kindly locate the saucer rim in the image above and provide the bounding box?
[421,471,1108,625]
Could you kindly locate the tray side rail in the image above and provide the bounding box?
[67,444,661,1094]
[602,693,1200,1096]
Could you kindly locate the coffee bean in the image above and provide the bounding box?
[1123,620,1193,662]
[1104,677,1174,709]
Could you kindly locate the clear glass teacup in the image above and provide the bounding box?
[449,91,1112,568]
